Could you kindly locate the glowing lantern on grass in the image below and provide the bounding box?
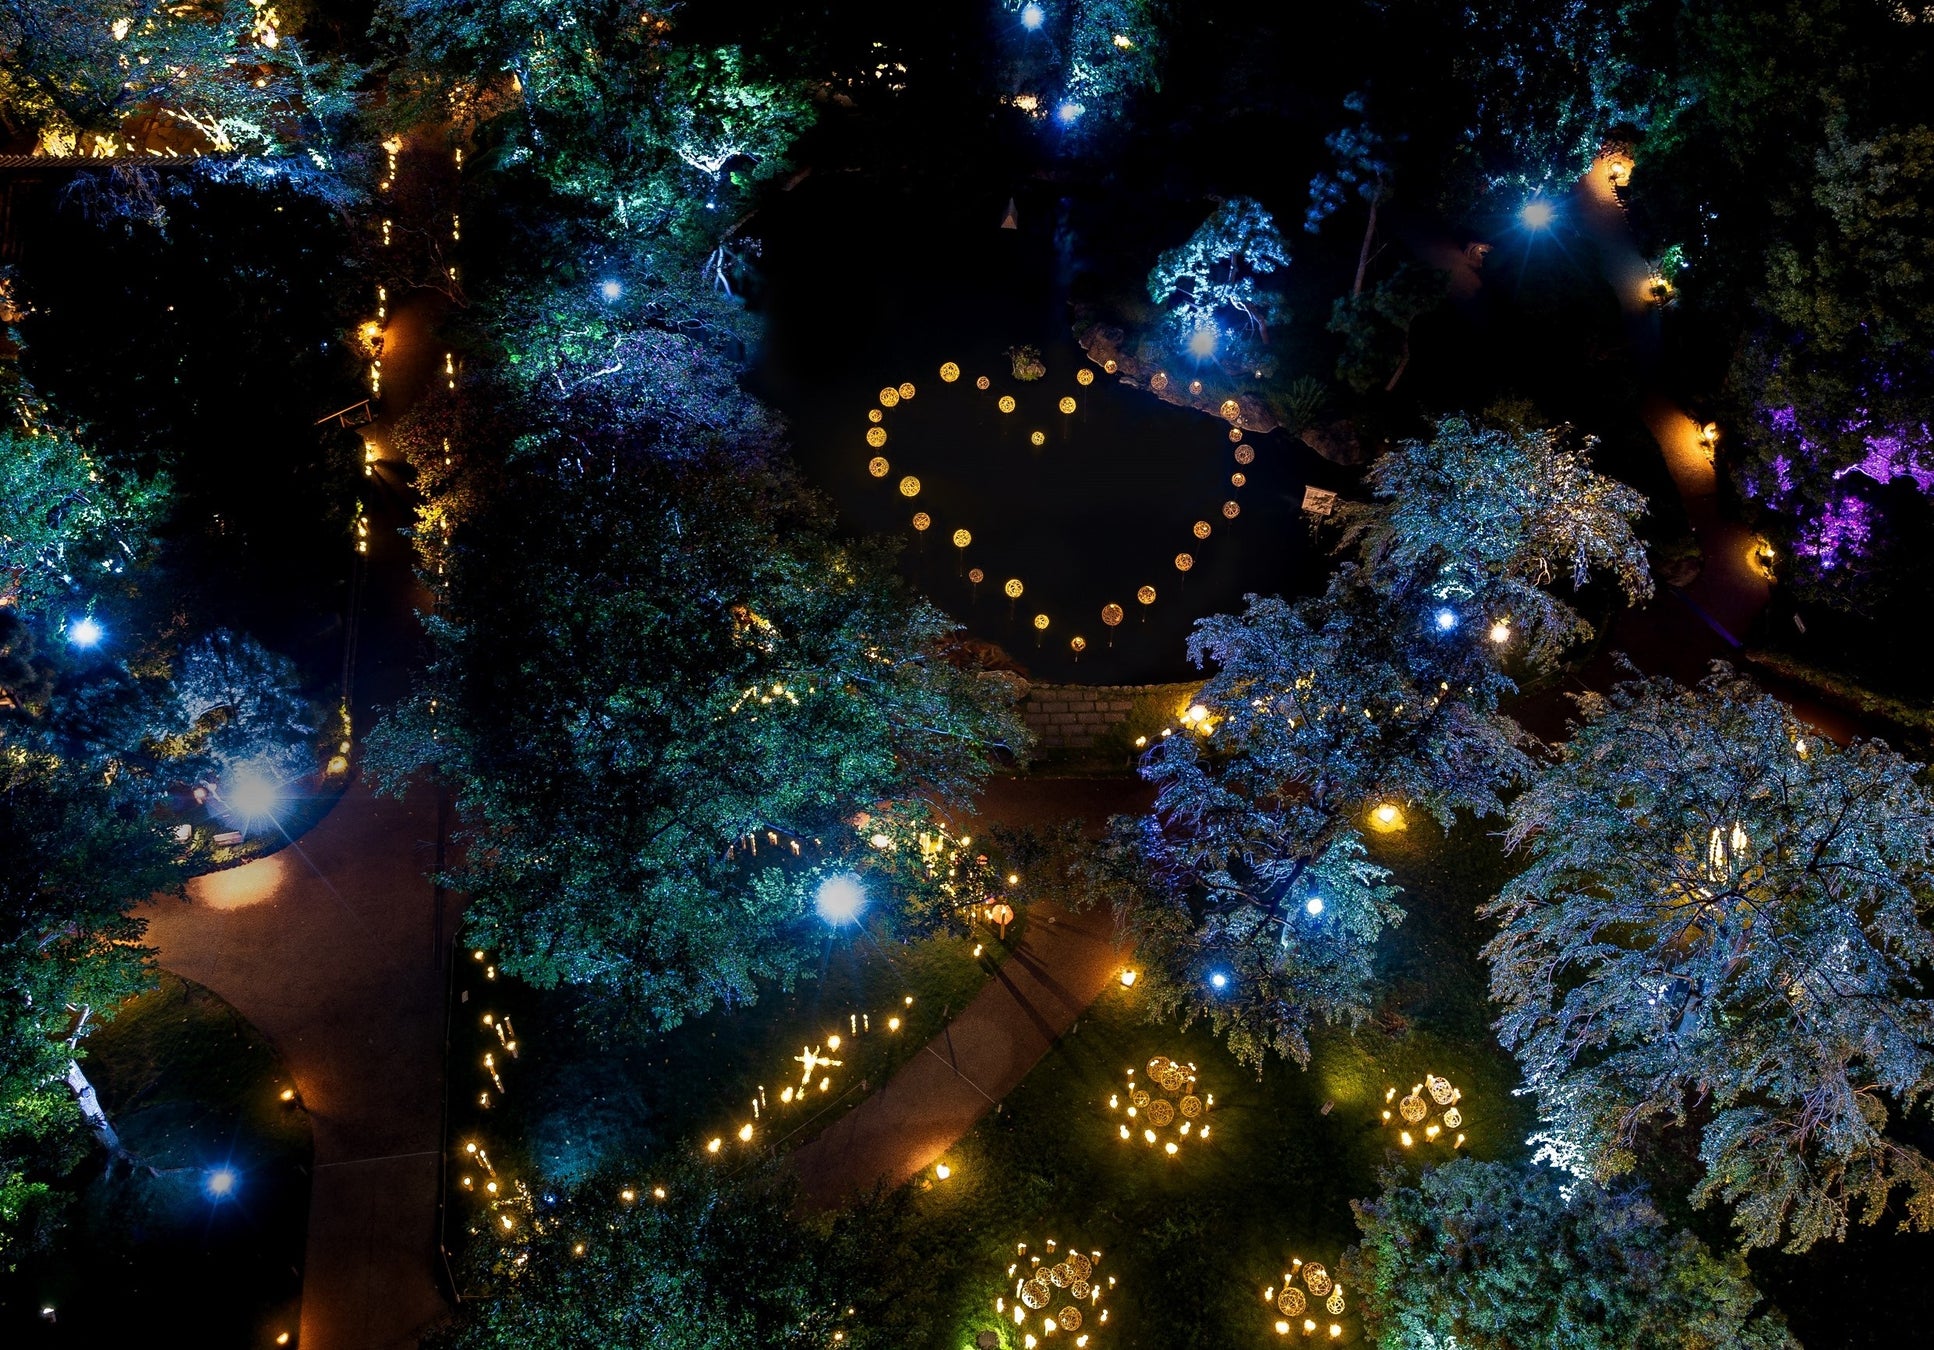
[866,426,887,447]
[900,476,921,498]
[1220,398,1241,421]
[1150,372,1169,392]
[1235,444,1255,465]
[1104,358,1118,374]
[879,387,901,408]
[999,395,1017,413]
[1076,368,1095,386]
[1193,521,1212,539]
[868,457,890,478]
[1059,396,1077,414]
[940,361,961,382]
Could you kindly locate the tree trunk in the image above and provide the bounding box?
[65,1060,122,1155]
[1352,192,1380,297]
[1384,335,1411,392]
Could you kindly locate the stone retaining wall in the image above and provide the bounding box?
[1021,681,1200,752]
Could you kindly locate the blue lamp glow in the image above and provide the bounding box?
[1020,2,1045,30]
[1209,970,1229,991]
[205,1167,238,1199]
[1187,324,1217,357]
[225,764,281,821]
[1305,896,1325,916]
[1433,608,1458,632]
[1519,198,1555,230]
[599,279,623,302]
[814,873,867,926]
[1055,100,1084,125]
[68,616,103,647]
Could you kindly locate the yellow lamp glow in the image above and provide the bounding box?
[999,395,1017,413]
[1076,367,1095,385]
[940,361,961,382]
[1174,553,1193,572]
[1059,396,1077,414]
[899,476,921,497]
[953,529,972,548]
[1005,578,1024,599]
[868,456,890,477]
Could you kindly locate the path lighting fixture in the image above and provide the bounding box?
[935,1162,952,1180]
[1188,325,1218,358]
[226,764,281,821]
[814,873,867,926]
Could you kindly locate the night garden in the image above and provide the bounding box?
[6,3,1934,1347]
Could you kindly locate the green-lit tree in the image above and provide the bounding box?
[1486,666,1934,1252]
[1342,1158,1797,1349]
[368,448,1026,1033]
[1145,197,1291,352]
[435,1162,872,1350]
[1336,413,1653,669]
[1111,572,1529,1069]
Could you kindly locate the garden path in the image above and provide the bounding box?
[793,776,1150,1206]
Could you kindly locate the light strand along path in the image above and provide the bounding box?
[792,776,1147,1207]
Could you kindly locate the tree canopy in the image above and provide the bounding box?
[1487,666,1934,1252]
[1343,1159,1797,1349]
[1145,197,1291,354]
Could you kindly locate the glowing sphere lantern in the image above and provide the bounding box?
[1004,578,1024,599]
[1222,500,1240,519]
[1231,472,1247,488]
[1076,367,1095,386]
[1102,604,1123,627]
[1033,613,1050,631]
[898,382,916,400]
[868,457,890,478]
[976,375,992,391]
[1220,398,1241,421]
[1059,396,1077,414]
[879,386,901,408]
[940,361,961,382]
[1193,520,1212,539]
[912,512,931,531]
[899,476,921,498]
[998,395,1017,413]
[1137,585,1156,606]
[1234,444,1255,465]
[953,529,972,548]
[866,426,887,447]
[1174,553,1193,572]
[1071,635,1087,654]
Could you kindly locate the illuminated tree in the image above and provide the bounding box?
[1306,91,1398,297]
[437,1163,871,1350]
[1336,413,1653,670]
[1486,667,1934,1252]
[166,629,320,781]
[0,0,356,156]
[367,449,1025,1033]
[1145,197,1291,351]
[1343,1159,1797,1350]
[1063,0,1167,120]
[1111,573,1530,1069]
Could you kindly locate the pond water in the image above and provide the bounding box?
[754,172,1344,683]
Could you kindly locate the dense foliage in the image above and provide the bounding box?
[1343,1159,1797,1349]
[1488,667,1934,1252]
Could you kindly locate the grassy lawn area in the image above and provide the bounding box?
[444,918,1004,1264]
[857,814,1532,1350]
[2,975,309,1348]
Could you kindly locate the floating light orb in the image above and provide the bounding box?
[1174,553,1193,572]
[814,873,867,925]
[1137,585,1156,605]
[67,616,104,647]
[1219,398,1241,420]
[1370,802,1407,833]
[1056,101,1085,124]
[1235,444,1255,465]
[868,457,890,478]
[1102,604,1123,627]
[1120,968,1138,987]
[1070,635,1086,653]
[953,529,972,548]
[226,765,281,821]
[868,408,883,423]
[1188,326,1217,357]
[939,361,961,382]
[1059,396,1076,414]
[1020,2,1045,29]
[1520,198,1555,229]
[879,386,900,407]
[1193,520,1211,539]
[1033,613,1050,631]
[912,512,931,531]
[976,375,992,391]
[899,476,921,498]
[866,426,887,447]
[1076,367,1095,386]
[1030,430,1046,446]
[1231,472,1247,488]
[935,1162,952,1180]
[1005,578,1024,599]
[1209,971,1228,990]
[1222,500,1240,519]
[898,382,916,400]
[998,395,1017,413]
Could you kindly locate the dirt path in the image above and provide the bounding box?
[793,776,1149,1205]
[141,779,457,1350]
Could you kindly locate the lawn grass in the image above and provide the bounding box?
[443,917,1002,1269]
[864,812,1532,1350]
[1,975,310,1347]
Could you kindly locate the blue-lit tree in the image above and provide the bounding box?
[1145,198,1291,360]
[1487,666,1934,1252]
[1306,91,1398,297]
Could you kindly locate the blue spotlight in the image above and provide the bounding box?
[1187,324,1217,357]
[1020,2,1045,30]
[1305,896,1325,917]
[68,616,104,647]
[205,1167,238,1199]
[1433,608,1458,632]
[1055,100,1085,125]
[1519,198,1555,230]
[1208,970,1229,991]
[599,278,623,302]
[814,873,867,926]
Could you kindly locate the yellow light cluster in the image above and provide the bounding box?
[707,1001,913,1153]
[996,1238,1114,1348]
[1263,1254,1348,1338]
[1107,1055,1212,1158]
[1381,1074,1467,1150]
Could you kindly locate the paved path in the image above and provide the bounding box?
[142,779,456,1349]
[793,777,1149,1205]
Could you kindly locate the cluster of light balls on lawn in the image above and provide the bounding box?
[995,1238,1113,1348]
[1264,1256,1349,1339]
[1107,1055,1212,1157]
[703,997,916,1157]
[860,358,1264,654]
[1381,1073,1467,1150]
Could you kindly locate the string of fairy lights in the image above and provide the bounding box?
[860,358,1262,658]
